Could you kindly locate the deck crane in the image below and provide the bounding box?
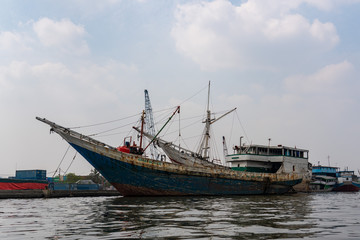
[144,89,159,160]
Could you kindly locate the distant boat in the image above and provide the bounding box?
[309,165,338,192]
[309,165,360,192]
[333,170,360,192]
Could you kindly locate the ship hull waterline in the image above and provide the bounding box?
[332,182,360,192]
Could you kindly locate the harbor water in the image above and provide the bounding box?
[0,192,359,239]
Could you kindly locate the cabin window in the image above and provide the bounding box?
[293,165,295,171]
[238,164,240,167]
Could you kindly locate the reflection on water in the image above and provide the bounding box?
[0,192,359,239]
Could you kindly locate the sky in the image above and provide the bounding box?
[1,0,360,177]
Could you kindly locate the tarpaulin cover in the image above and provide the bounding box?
[0,182,48,190]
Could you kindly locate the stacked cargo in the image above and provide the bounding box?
[15,170,46,180]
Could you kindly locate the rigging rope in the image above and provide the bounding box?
[181,134,203,141]
[63,152,78,175]
[53,145,71,178]
[88,120,139,137]
[69,112,141,129]
[66,83,209,141]
[235,110,250,145]
[159,111,176,138]
[95,130,134,138]
[228,110,236,147]
[178,83,208,106]
[178,106,181,148]
[152,107,176,114]
[154,107,177,126]
[180,135,191,151]
[165,117,203,136]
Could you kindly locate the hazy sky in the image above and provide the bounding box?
[1,0,359,177]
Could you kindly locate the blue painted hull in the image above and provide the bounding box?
[71,143,300,196]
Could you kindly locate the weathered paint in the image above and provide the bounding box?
[70,143,300,196]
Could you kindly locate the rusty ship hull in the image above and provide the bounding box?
[37,117,302,196]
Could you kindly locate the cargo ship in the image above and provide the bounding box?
[333,170,360,192]
[36,114,302,196]
[309,165,338,192]
[37,84,305,196]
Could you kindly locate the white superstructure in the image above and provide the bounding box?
[225,144,309,175]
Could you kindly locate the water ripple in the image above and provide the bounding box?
[0,192,359,239]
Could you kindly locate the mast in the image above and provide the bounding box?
[197,82,237,161]
[198,82,211,160]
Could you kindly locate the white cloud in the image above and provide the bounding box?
[0,61,130,116]
[0,31,31,52]
[304,0,360,11]
[218,94,253,106]
[33,18,89,55]
[264,16,338,48]
[250,83,265,94]
[264,14,310,40]
[310,19,339,46]
[305,0,334,11]
[284,61,354,93]
[171,0,340,70]
[0,57,145,176]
